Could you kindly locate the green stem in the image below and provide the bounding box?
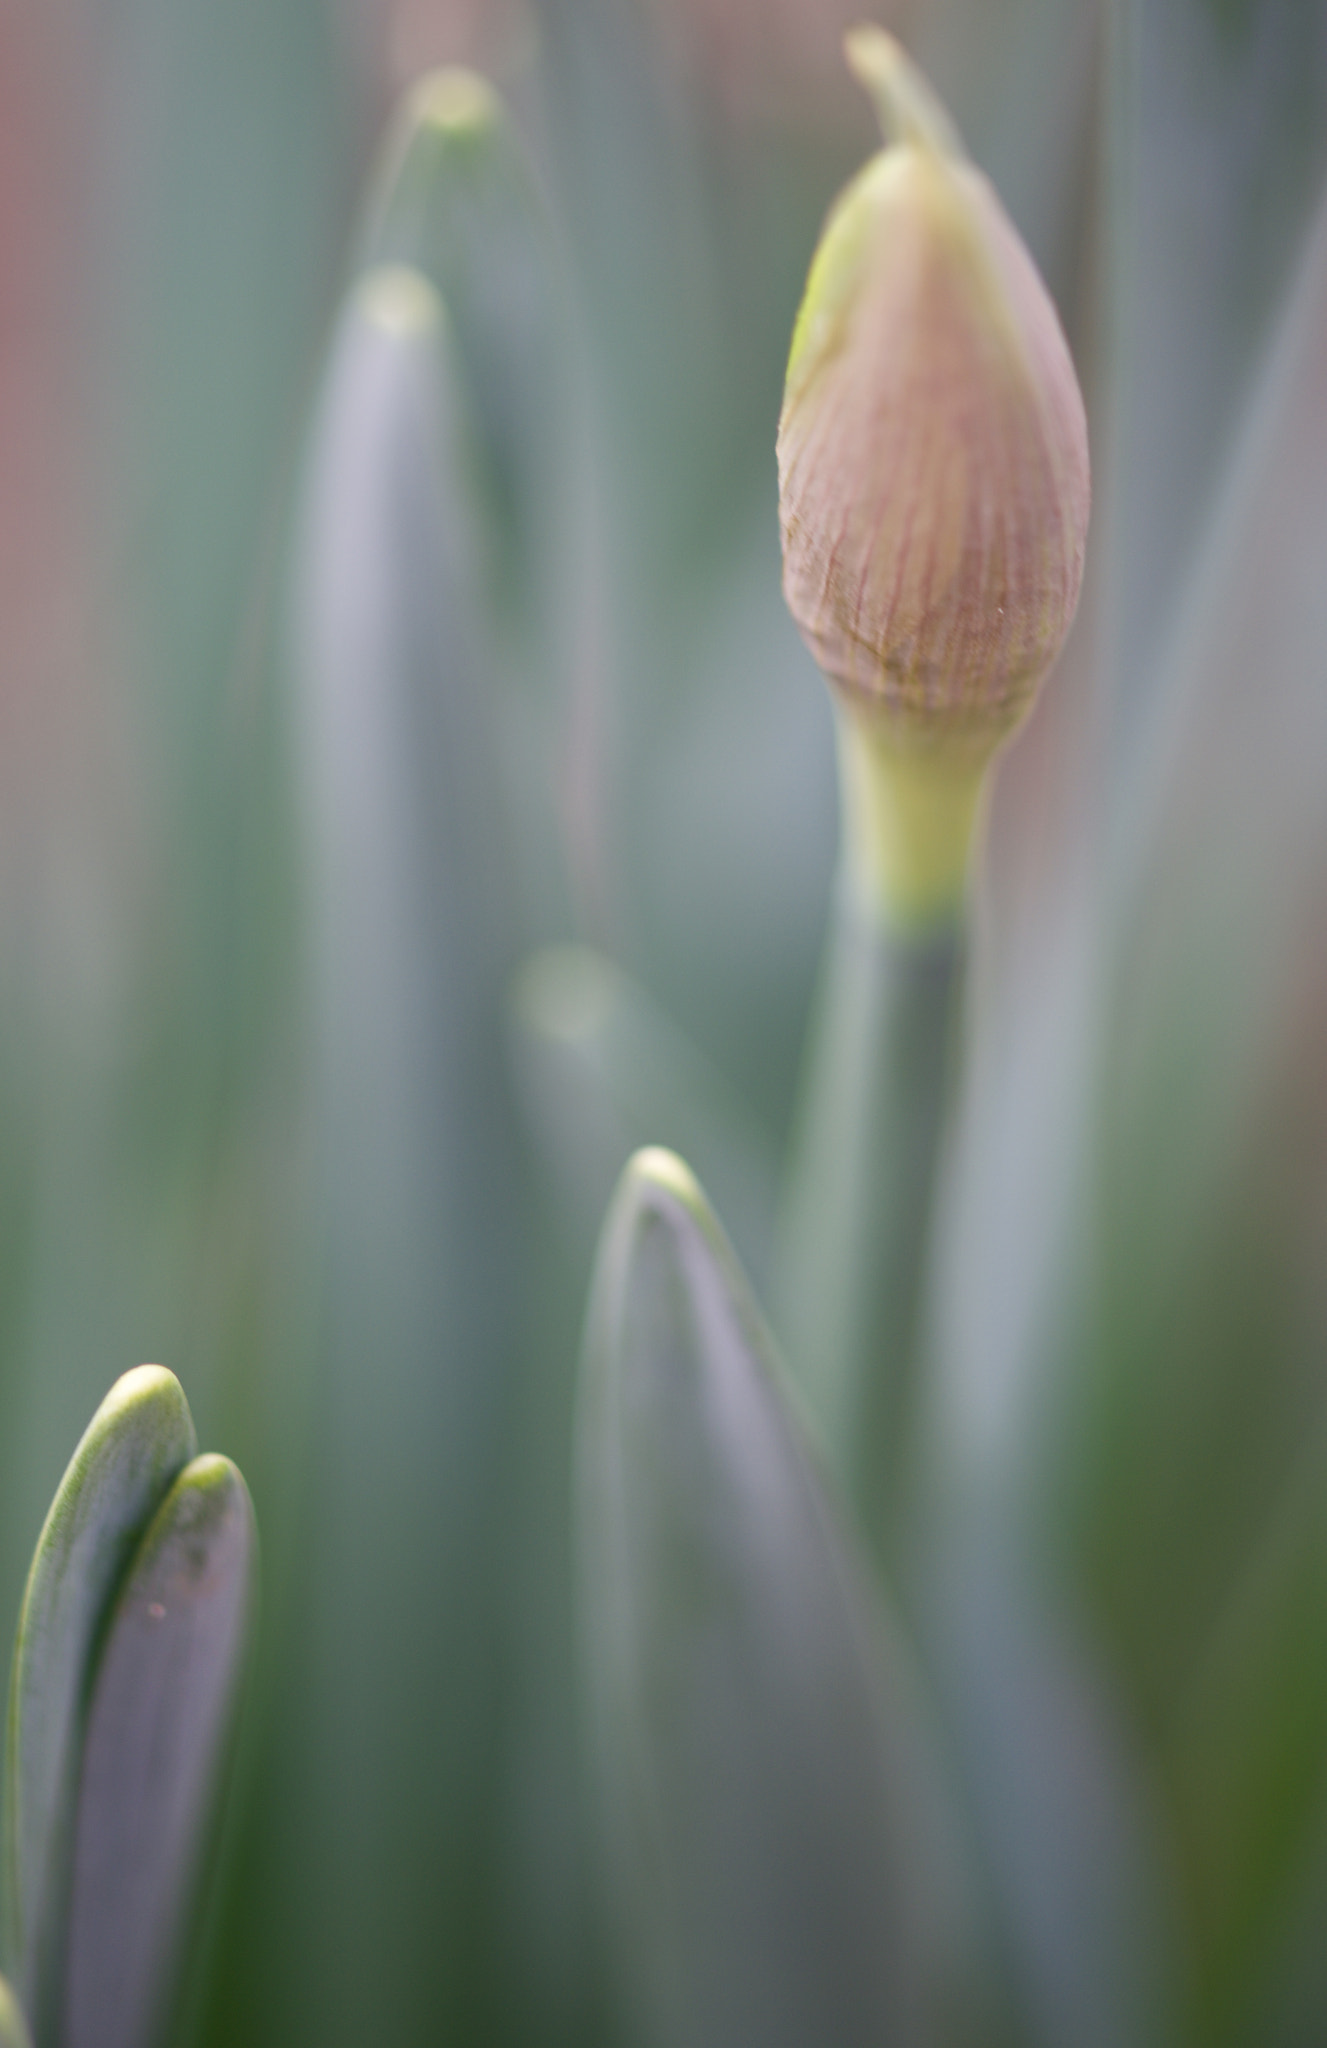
[775,707,982,1559]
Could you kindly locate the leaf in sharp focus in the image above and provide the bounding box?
[0,1976,30,2048]
[60,1454,256,2048]
[3,1367,197,2037]
[578,1147,976,2048]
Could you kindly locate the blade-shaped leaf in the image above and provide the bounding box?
[510,945,776,1281]
[1103,0,1327,739]
[365,68,563,629]
[60,1454,256,2048]
[0,1975,30,2048]
[287,262,529,2043]
[3,1367,197,2037]
[578,1147,976,2048]
[1167,1412,1327,2043]
[920,1524,1177,2048]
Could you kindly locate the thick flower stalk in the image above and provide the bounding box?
[778,24,1090,918]
[776,28,1090,1543]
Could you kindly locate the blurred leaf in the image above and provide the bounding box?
[0,1974,30,2048]
[578,1147,977,2048]
[365,67,565,635]
[1170,1414,1327,2044]
[3,1367,196,2041]
[277,262,531,2046]
[530,0,747,575]
[60,1455,255,2048]
[1064,171,1327,1718]
[616,523,838,1139]
[920,1525,1177,2048]
[1103,0,1327,737]
[361,64,593,960]
[511,944,776,1279]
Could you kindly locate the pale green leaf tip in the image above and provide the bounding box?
[0,1974,30,2048]
[620,1149,724,1248]
[618,1148,745,1269]
[35,1366,197,1552]
[156,1454,258,1568]
[176,1450,244,1493]
[93,1365,191,1436]
[626,1146,702,1208]
[355,264,445,341]
[844,23,964,159]
[406,66,502,142]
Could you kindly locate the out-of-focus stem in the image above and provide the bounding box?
[775,707,981,1559]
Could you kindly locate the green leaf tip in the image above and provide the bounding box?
[4,1369,196,2034]
[0,1975,30,2048]
[623,1144,704,1213]
[355,264,445,342]
[579,1142,968,2046]
[61,1453,257,2048]
[367,63,518,273]
[603,1147,739,1290]
[405,66,502,144]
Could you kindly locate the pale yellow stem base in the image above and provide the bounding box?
[837,707,992,926]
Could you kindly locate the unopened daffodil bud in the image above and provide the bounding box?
[778,27,1089,921]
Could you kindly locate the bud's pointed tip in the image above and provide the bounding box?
[844,23,964,159]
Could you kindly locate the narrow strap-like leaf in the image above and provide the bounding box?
[578,1147,975,2048]
[0,1975,30,2048]
[292,263,527,2042]
[60,1454,256,2048]
[510,944,776,1280]
[3,1367,197,2035]
[365,68,562,627]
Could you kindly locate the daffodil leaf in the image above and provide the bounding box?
[510,945,776,1281]
[289,263,529,2040]
[3,1367,196,2038]
[578,1147,978,2048]
[922,1527,1177,2048]
[60,1455,256,2048]
[365,68,562,626]
[1104,0,1327,727]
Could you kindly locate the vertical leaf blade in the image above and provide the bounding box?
[3,1367,197,2037]
[286,260,528,2043]
[61,1455,256,2048]
[578,1147,972,2048]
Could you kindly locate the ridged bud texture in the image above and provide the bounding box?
[778,44,1089,752]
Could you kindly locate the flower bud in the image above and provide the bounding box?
[777,27,1089,764]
